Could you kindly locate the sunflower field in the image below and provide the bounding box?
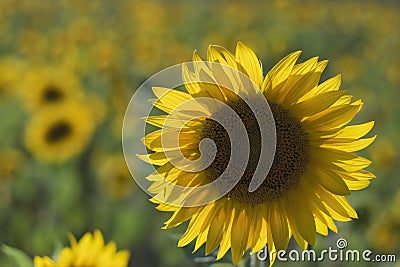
[0,0,399,267]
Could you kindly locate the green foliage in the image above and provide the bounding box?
[1,245,33,267]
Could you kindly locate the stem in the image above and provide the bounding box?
[250,252,256,267]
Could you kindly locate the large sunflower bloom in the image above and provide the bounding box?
[140,43,375,265]
[34,230,130,267]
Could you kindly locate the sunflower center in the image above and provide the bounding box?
[42,86,63,102]
[45,121,72,143]
[201,98,309,203]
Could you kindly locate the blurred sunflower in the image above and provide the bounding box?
[0,57,26,97]
[370,191,400,253]
[140,43,376,265]
[370,212,400,253]
[19,66,84,111]
[24,102,96,163]
[34,230,130,267]
[94,154,135,200]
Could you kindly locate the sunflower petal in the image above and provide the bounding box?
[291,90,348,118]
[194,227,209,252]
[231,207,250,265]
[205,207,225,255]
[304,103,361,131]
[251,205,268,253]
[320,136,376,152]
[163,207,199,229]
[178,204,215,247]
[269,202,289,250]
[216,202,235,260]
[312,167,350,196]
[153,86,192,103]
[235,42,263,88]
[335,121,374,139]
[263,51,302,92]
[136,152,168,166]
[286,192,316,245]
[208,45,237,68]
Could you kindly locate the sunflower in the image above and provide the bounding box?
[140,42,375,265]
[19,66,84,111]
[94,154,135,200]
[33,230,130,267]
[0,57,26,97]
[24,101,96,163]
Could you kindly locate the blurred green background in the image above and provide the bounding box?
[0,0,399,266]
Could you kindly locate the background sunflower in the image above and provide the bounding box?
[18,66,85,111]
[0,1,399,267]
[24,102,97,163]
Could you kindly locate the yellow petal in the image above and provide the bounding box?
[178,204,215,247]
[196,69,227,102]
[354,182,373,191]
[269,201,289,250]
[335,195,358,218]
[136,152,168,166]
[231,207,250,265]
[304,103,361,131]
[292,57,318,75]
[333,95,352,106]
[209,45,238,67]
[336,170,376,181]
[153,86,192,102]
[335,121,374,139]
[194,227,209,252]
[251,205,268,253]
[302,74,341,100]
[163,206,199,229]
[142,129,200,152]
[286,191,316,245]
[143,115,203,130]
[205,206,226,255]
[316,186,354,219]
[291,90,347,118]
[263,51,302,93]
[216,201,235,260]
[311,166,350,196]
[320,136,376,152]
[315,60,329,73]
[235,42,263,88]
[182,63,206,96]
[333,156,372,172]
[282,70,322,105]
[315,214,329,236]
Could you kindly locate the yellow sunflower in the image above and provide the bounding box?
[34,230,130,267]
[140,43,376,265]
[0,57,27,97]
[94,154,135,200]
[19,66,84,111]
[24,101,96,163]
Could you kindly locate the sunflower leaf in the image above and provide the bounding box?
[1,244,33,267]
